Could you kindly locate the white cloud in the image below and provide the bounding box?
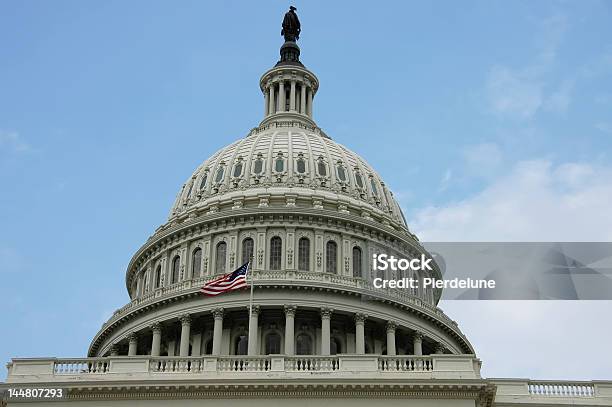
[462,143,503,178]
[409,159,612,379]
[438,169,452,192]
[441,300,612,380]
[486,67,543,119]
[0,130,30,154]
[484,13,572,120]
[411,159,612,241]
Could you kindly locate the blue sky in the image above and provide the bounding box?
[1,1,612,380]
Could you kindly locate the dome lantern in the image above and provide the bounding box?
[259,7,319,128]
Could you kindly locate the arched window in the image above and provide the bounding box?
[275,157,285,172]
[199,173,208,190]
[242,238,254,264]
[336,165,347,182]
[296,333,313,355]
[269,236,282,270]
[326,241,337,274]
[370,177,378,196]
[143,272,149,293]
[214,166,225,183]
[353,246,362,278]
[232,161,243,177]
[253,157,264,174]
[154,265,161,288]
[296,157,306,174]
[330,337,342,355]
[317,160,327,176]
[298,237,310,271]
[192,248,202,277]
[215,242,227,274]
[171,256,180,284]
[265,332,281,355]
[235,335,248,355]
[186,182,194,199]
[355,172,364,188]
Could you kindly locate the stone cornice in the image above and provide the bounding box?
[1,378,494,403]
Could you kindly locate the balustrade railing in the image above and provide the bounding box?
[54,358,110,374]
[285,356,339,371]
[378,356,434,372]
[218,356,272,372]
[528,382,595,397]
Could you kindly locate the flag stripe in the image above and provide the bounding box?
[200,262,250,297]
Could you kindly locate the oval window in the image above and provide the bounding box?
[254,159,263,174]
[199,174,208,189]
[296,158,306,174]
[275,157,284,172]
[355,173,364,188]
[233,162,243,177]
[317,161,327,176]
[337,165,347,182]
[215,167,225,183]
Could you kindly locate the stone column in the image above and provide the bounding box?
[386,322,397,356]
[435,343,446,354]
[109,343,119,357]
[284,305,297,355]
[307,87,313,118]
[300,85,307,114]
[212,308,224,355]
[413,331,423,356]
[354,313,366,355]
[179,314,192,357]
[290,80,296,111]
[268,84,275,115]
[264,90,269,116]
[127,332,138,356]
[320,307,333,356]
[247,305,261,356]
[278,81,286,112]
[150,322,162,357]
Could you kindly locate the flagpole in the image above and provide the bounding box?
[248,261,254,321]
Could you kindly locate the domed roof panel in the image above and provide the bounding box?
[170,129,409,231]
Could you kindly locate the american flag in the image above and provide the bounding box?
[200,262,250,296]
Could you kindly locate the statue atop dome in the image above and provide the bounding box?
[281,6,301,42]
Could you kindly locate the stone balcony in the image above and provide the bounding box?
[103,270,461,337]
[5,354,481,383]
[4,356,612,406]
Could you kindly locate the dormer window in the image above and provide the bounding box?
[336,163,347,182]
[232,159,244,177]
[253,154,264,175]
[275,156,285,172]
[215,166,225,183]
[186,182,194,199]
[317,157,327,177]
[199,173,208,190]
[370,176,378,196]
[296,156,306,174]
[355,171,364,189]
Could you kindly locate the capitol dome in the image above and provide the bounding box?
[169,129,409,232]
[87,18,474,362]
